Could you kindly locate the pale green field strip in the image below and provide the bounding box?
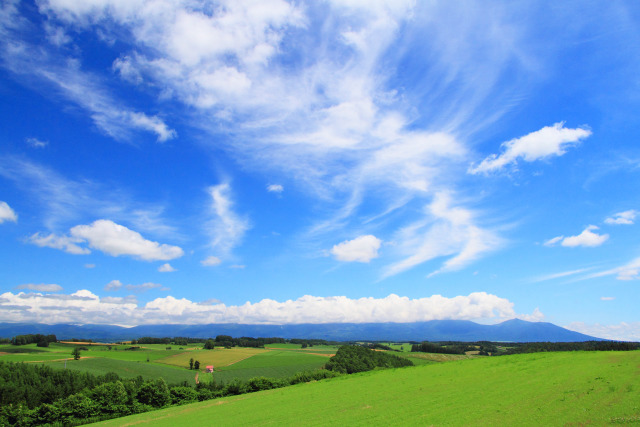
[220,350,329,371]
[405,352,478,363]
[95,351,640,426]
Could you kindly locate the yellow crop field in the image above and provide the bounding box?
[155,347,268,369]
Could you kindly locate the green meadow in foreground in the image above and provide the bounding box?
[96,351,640,426]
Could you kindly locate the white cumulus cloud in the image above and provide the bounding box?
[0,201,17,223]
[545,225,608,248]
[469,122,592,174]
[0,290,536,326]
[158,263,176,272]
[69,219,183,261]
[29,232,90,255]
[331,235,382,263]
[201,256,222,266]
[104,280,123,291]
[267,184,284,193]
[605,210,637,225]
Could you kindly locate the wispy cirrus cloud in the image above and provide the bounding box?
[25,137,48,148]
[383,192,503,278]
[15,283,62,292]
[530,267,595,283]
[0,201,17,223]
[0,5,176,143]
[0,157,178,237]
[206,183,250,258]
[30,0,532,279]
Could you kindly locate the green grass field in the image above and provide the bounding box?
[214,350,330,383]
[95,350,640,426]
[45,357,198,385]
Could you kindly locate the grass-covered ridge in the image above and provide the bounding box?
[96,350,640,426]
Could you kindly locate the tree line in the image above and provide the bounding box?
[129,336,288,348]
[500,340,640,354]
[10,334,57,347]
[411,342,473,355]
[212,335,285,348]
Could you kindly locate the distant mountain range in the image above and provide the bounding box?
[0,319,603,342]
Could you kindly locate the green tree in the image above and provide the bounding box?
[71,347,81,360]
[136,379,170,408]
[194,360,200,370]
[204,339,215,350]
[189,358,194,370]
[90,381,129,414]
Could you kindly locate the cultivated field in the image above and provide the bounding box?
[95,350,640,426]
[0,341,336,385]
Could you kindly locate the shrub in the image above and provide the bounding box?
[170,386,198,405]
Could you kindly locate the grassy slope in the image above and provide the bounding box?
[96,351,640,426]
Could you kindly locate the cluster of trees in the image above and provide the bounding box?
[188,358,201,370]
[10,334,57,347]
[324,345,413,374]
[410,342,473,355]
[0,361,339,426]
[289,339,329,346]
[213,335,284,348]
[501,341,640,354]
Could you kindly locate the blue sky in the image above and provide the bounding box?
[1,1,639,339]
